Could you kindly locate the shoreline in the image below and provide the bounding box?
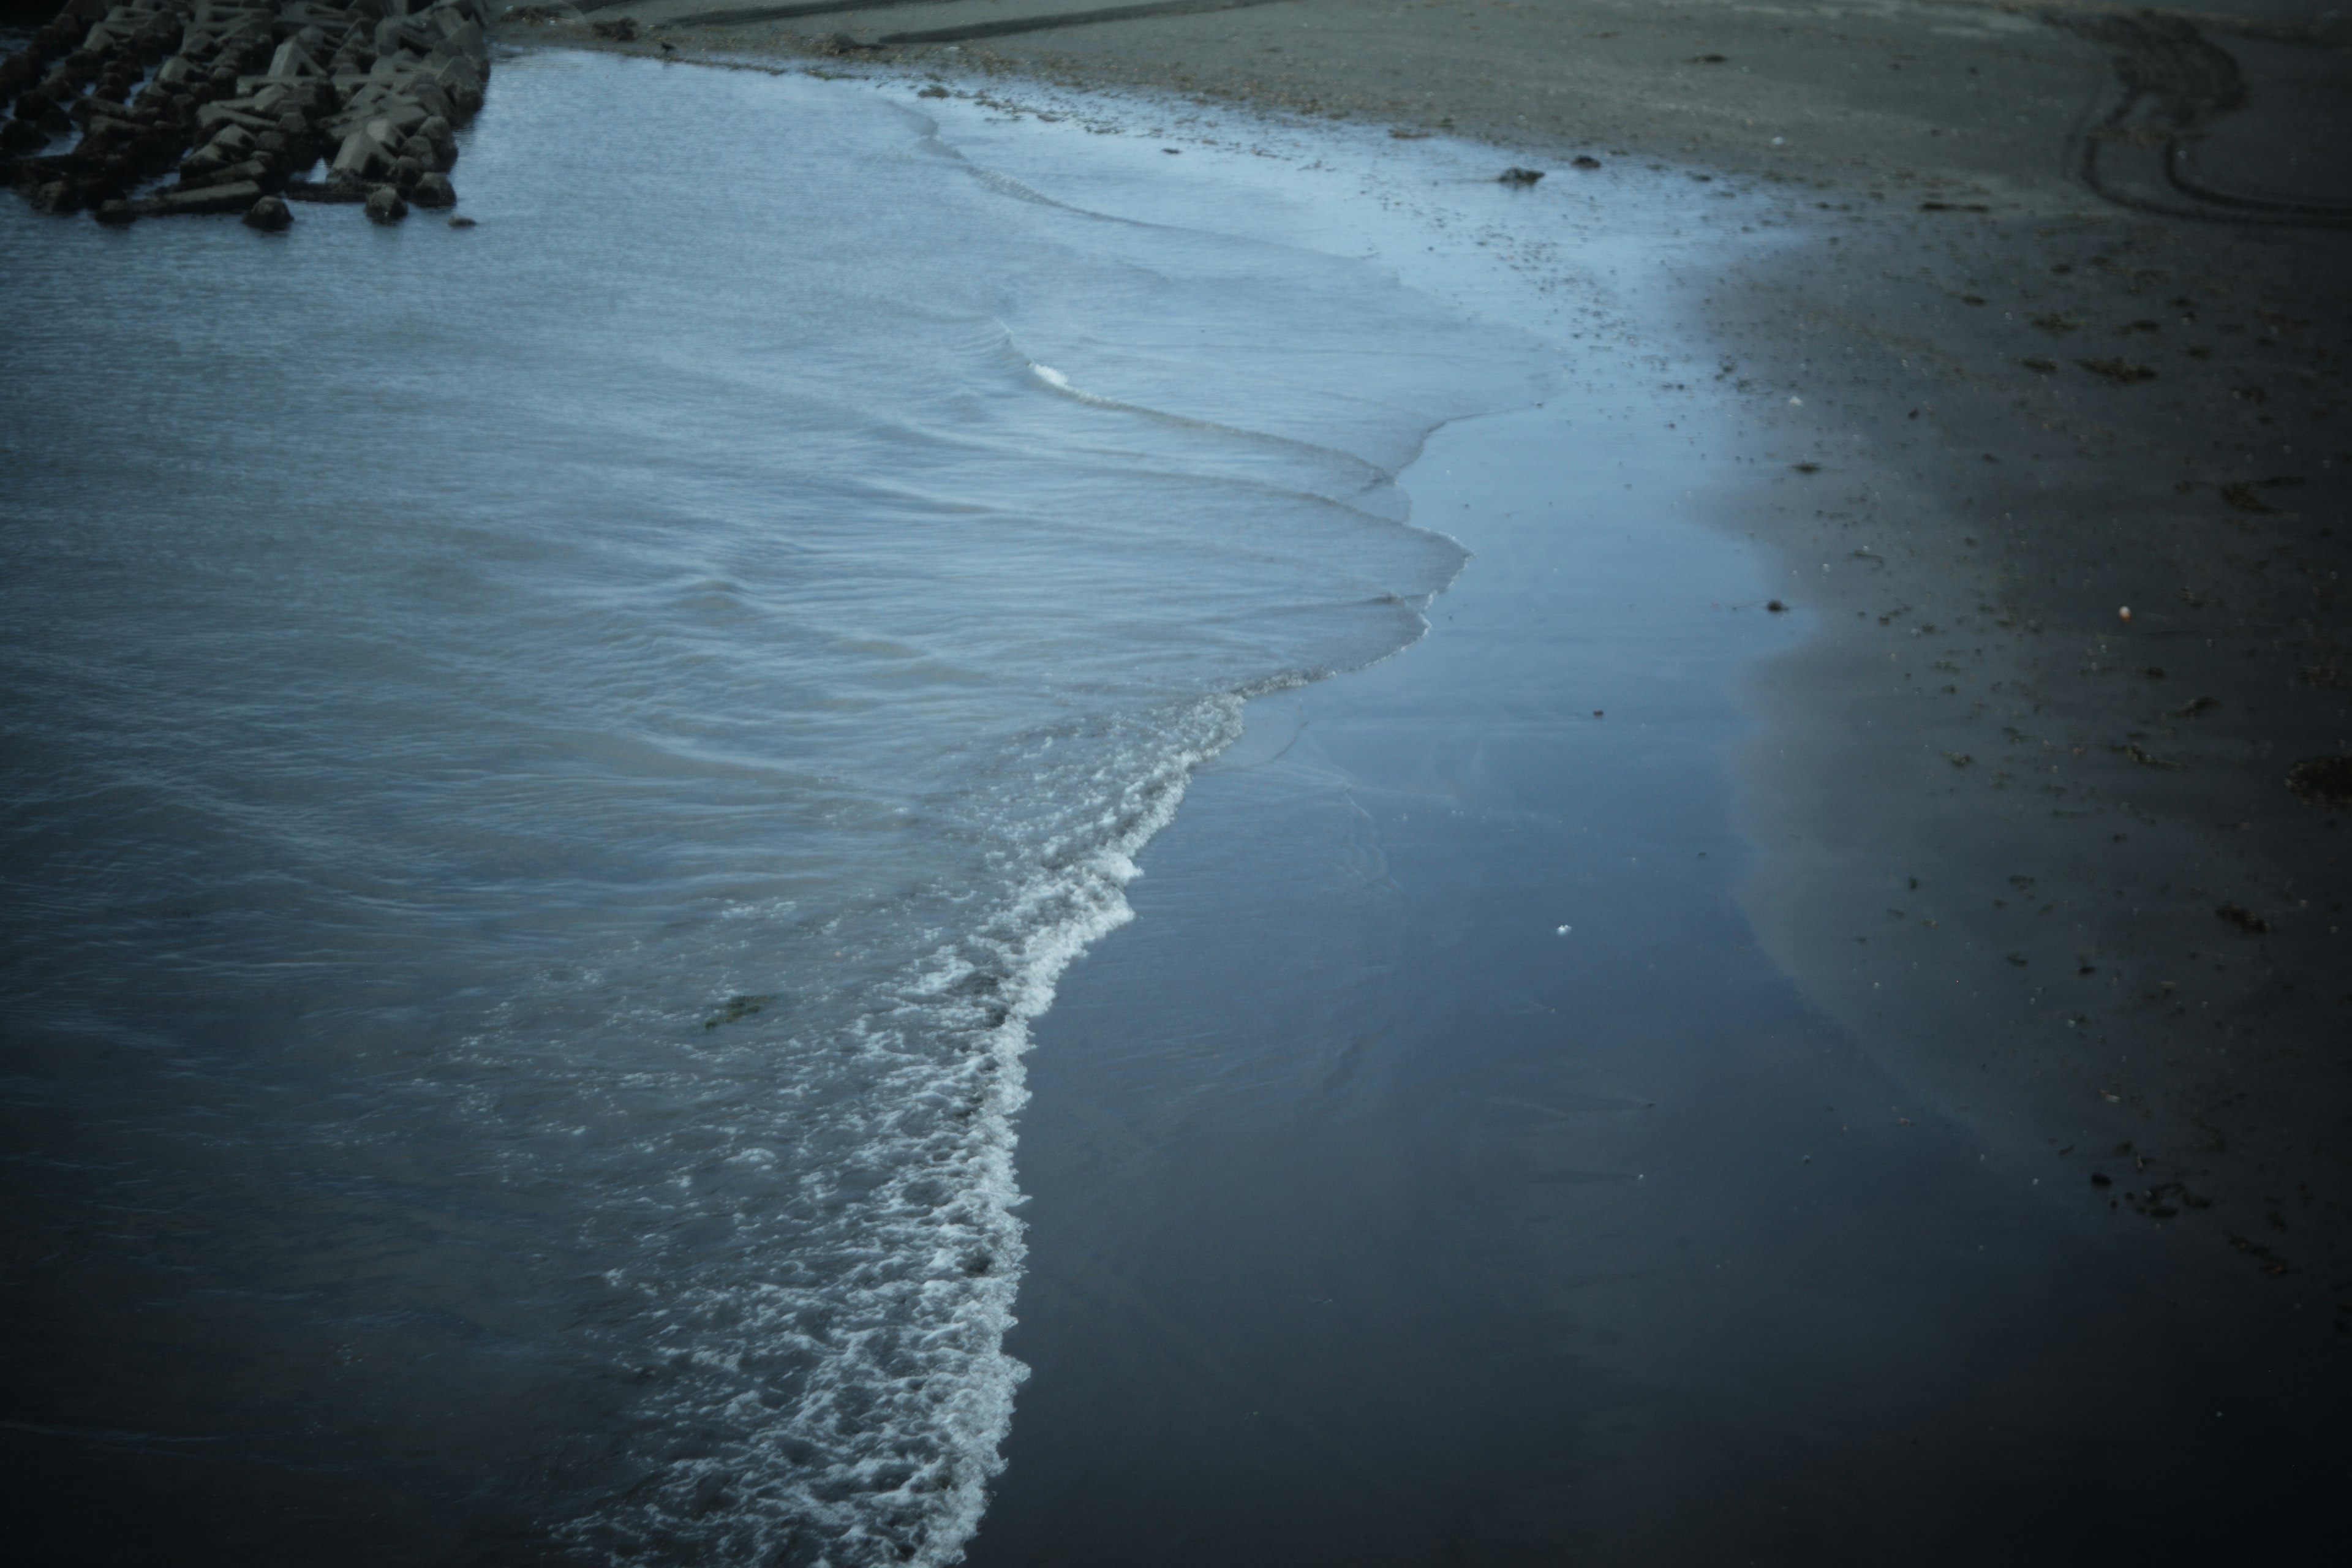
[958,360,2349,1568]
[535,0,2352,1296]
[1,15,2344,1555]
[820,58,2352,1555]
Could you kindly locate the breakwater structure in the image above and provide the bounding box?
[2,0,488,228]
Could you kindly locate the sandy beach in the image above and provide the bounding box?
[540,0,2352,1304]
[2,2,2346,1560]
[521,2,2352,1556]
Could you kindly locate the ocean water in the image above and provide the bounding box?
[0,48,1552,1567]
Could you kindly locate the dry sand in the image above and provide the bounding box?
[537,0,2352,1295]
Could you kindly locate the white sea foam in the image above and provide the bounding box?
[562,698,1242,1567]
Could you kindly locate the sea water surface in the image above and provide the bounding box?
[0,49,1551,1566]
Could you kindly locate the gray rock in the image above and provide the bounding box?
[266,39,324,80]
[241,192,292,230]
[356,100,429,141]
[195,102,274,134]
[135,179,262,216]
[408,169,453,208]
[422,53,483,105]
[67,95,134,127]
[282,175,367,203]
[181,156,273,190]
[417,113,455,170]
[375,18,437,58]
[330,122,394,178]
[363,183,406,224]
[434,17,488,62]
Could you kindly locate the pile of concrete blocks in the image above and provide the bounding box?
[1,0,492,228]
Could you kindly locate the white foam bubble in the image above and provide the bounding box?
[560,696,1242,1566]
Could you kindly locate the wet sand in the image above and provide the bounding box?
[965,395,2345,1566]
[555,0,2352,1306]
[510,3,2352,1561]
[541,4,2352,1555]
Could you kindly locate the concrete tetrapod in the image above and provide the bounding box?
[0,0,496,227]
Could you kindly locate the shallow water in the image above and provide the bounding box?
[14,40,2343,1568]
[0,50,1548,1566]
[911,68,2352,1568]
[971,401,2348,1567]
